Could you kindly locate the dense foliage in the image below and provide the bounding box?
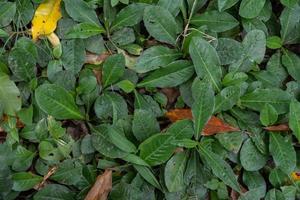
[1,0,300,199]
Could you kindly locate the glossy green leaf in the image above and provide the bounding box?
[240,138,267,171]
[65,22,105,39]
[269,133,296,174]
[198,144,241,193]
[132,109,160,141]
[111,3,147,31]
[0,73,21,115]
[239,0,266,19]
[12,172,42,191]
[0,2,16,27]
[143,6,179,45]
[137,60,194,88]
[33,184,75,200]
[189,37,222,91]
[289,99,300,142]
[191,10,239,32]
[134,46,181,73]
[260,104,278,126]
[35,84,84,120]
[165,152,187,192]
[64,0,100,25]
[192,81,215,139]
[240,88,291,114]
[102,54,125,87]
[282,50,300,81]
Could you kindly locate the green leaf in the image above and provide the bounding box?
[158,0,182,16]
[240,88,291,114]
[12,146,35,172]
[94,92,128,123]
[265,189,285,200]
[189,37,222,92]
[102,54,125,87]
[280,6,300,44]
[191,10,239,32]
[266,36,283,49]
[133,164,161,190]
[0,73,21,115]
[239,0,266,19]
[282,50,300,81]
[198,144,241,193]
[165,152,188,192]
[35,84,84,120]
[192,81,215,139]
[33,184,75,200]
[240,138,268,171]
[139,120,193,166]
[243,171,266,198]
[260,104,278,126]
[111,3,147,31]
[50,160,83,186]
[8,38,37,81]
[216,38,243,65]
[0,29,9,38]
[132,109,160,142]
[242,29,266,64]
[0,2,16,27]
[12,172,42,191]
[222,72,248,86]
[269,133,296,174]
[64,0,100,25]
[134,46,181,73]
[91,125,127,158]
[61,39,86,74]
[289,99,300,142]
[122,154,149,166]
[108,126,137,153]
[116,80,135,93]
[214,86,241,113]
[139,134,175,166]
[137,60,194,88]
[280,0,299,8]
[65,22,105,39]
[215,132,243,153]
[143,5,179,45]
[218,0,239,11]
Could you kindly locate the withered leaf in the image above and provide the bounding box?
[84,170,112,200]
[264,124,290,132]
[165,109,239,136]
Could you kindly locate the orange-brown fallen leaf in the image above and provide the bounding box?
[264,124,290,132]
[34,166,58,190]
[84,170,112,200]
[165,109,240,136]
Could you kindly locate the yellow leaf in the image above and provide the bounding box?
[291,172,300,181]
[31,0,62,41]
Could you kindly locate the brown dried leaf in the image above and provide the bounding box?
[264,124,290,132]
[85,52,111,65]
[84,170,112,200]
[165,109,239,136]
[34,166,58,190]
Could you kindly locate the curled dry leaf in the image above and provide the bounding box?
[84,170,112,200]
[264,124,290,132]
[31,0,62,41]
[165,109,240,136]
[34,166,58,190]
